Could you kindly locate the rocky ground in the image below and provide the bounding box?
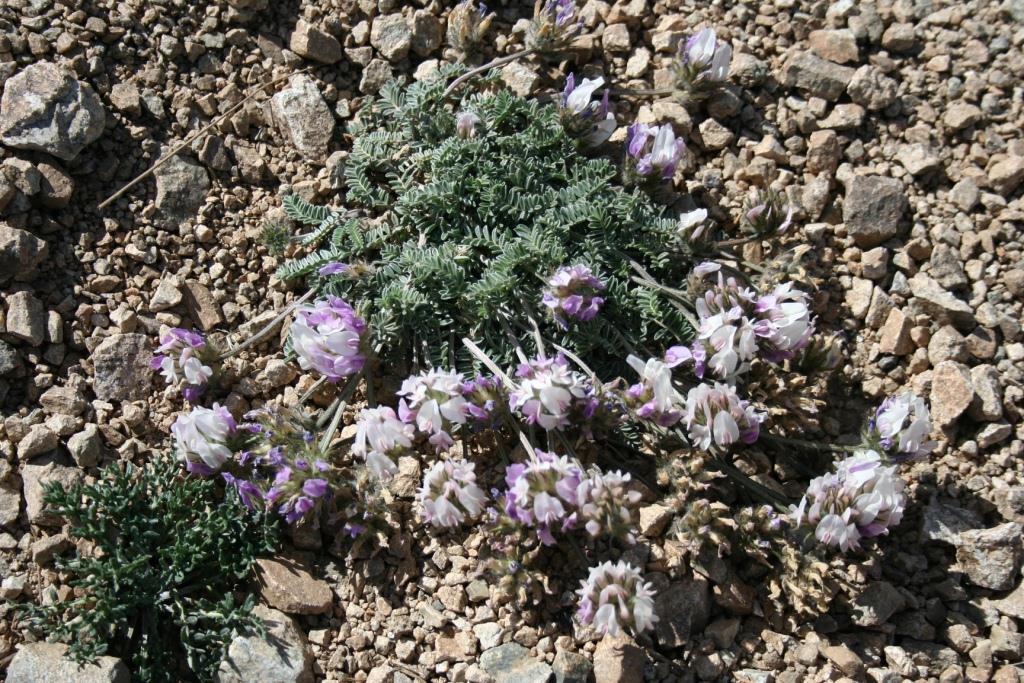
[1,0,1024,681]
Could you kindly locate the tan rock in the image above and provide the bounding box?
[879,308,914,355]
[930,361,975,429]
[256,557,333,615]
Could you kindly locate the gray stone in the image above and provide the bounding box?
[897,143,942,176]
[931,361,975,429]
[988,156,1024,196]
[654,575,710,647]
[847,66,897,112]
[969,365,1003,421]
[67,424,103,467]
[91,333,153,401]
[109,83,141,116]
[7,643,129,683]
[992,582,1024,619]
[930,243,968,289]
[289,19,342,64]
[37,162,74,209]
[779,50,855,101]
[256,557,333,615]
[17,424,58,459]
[990,625,1024,659]
[909,272,976,330]
[852,581,907,626]
[22,457,84,526]
[31,532,72,564]
[39,384,87,415]
[956,523,1023,590]
[928,326,968,364]
[0,222,49,283]
[977,421,1012,448]
[881,23,915,52]
[0,485,20,526]
[183,280,225,331]
[216,605,314,683]
[843,175,908,248]
[271,73,335,158]
[553,650,592,683]
[360,58,393,94]
[154,153,209,224]
[878,308,914,356]
[479,643,553,683]
[0,340,19,376]
[0,62,106,161]
[949,178,980,211]
[5,291,46,346]
[410,10,443,57]
[149,277,182,312]
[944,103,982,130]
[922,498,982,544]
[502,62,541,97]
[371,13,412,62]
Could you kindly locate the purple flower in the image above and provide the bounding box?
[290,296,367,383]
[171,403,237,472]
[752,282,815,362]
[318,262,350,276]
[623,355,684,428]
[680,28,732,82]
[510,355,593,431]
[456,111,480,139]
[576,561,657,636]
[542,264,606,328]
[869,392,935,461]
[223,472,264,510]
[151,328,213,402]
[559,74,616,146]
[418,459,488,528]
[626,123,685,181]
[684,382,762,450]
[503,449,584,545]
[398,369,471,451]
[302,478,329,498]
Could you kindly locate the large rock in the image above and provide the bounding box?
[479,643,553,683]
[956,523,1023,591]
[908,273,976,330]
[289,20,341,64]
[91,333,153,401]
[930,361,975,429]
[852,581,907,627]
[22,456,84,526]
[0,484,20,526]
[154,154,209,224]
[654,574,710,648]
[843,175,908,247]
[593,633,646,683]
[847,64,898,110]
[256,557,333,615]
[7,643,129,683]
[270,73,335,158]
[370,13,413,62]
[0,223,48,283]
[779,50,855,101]
[4,290,46,346]
[215,605,314,683]
[0,62,106,161]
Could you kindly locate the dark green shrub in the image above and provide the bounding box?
[277,69,694,375]
[18,457,279,683]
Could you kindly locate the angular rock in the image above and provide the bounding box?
[654,575,710,647]
[256,557,333,615]
[969,365,1003,421]
[928,326,968,364]
[822,645,865,678]
[271,73,335,158]
[91,333,153,401]
[0,62,106,161]
[109,83,141,116]
[992,582,1024,619]
[808,29,859,63]
[593,633,646,683]
[22,457,84,526]
[502,61,540,97]
[5,290,46,345]
[930,361,975,429]
[7,643,129,683]
[930,243,968,289]
[479,643,553,683]
[852,581,907,627]
[17,424,58,459]
[31,532,72,565]
[944,103,982,130]
[39,385,87,415]
[987,156,1024,196]
[779,50,855,101]
[843,175,907,247]
[881,23,915,52]
[215,605,314,683]
[554,650,593,683]
[149,277,182,312]
[0,485,20,526]
[897,143,942,176]
[37,162,74,209]
[370,13,412,62]
[908,272,976,330]
[949,178,980,211]
[922,498,982,544]
[289,19,341,64]
[638,504,673,537]
[956,523,1023,590]
[410,10,443,57]
[847,65,899,111]
[360,58,393,94]
[0,223,48,283]
[154,154,209,224]
[879,308,914,355]
[67,424,103,467]
[183,280,225,331]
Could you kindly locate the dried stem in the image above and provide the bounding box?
[219,289,314,361]
[442,48,535,99]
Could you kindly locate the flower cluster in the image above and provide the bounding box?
[352,406,415,479]
[418,458,488,528]
[575,470,642,544]
[290,296,367,383]
[671,28,733,102]
[456,111,480,139]
[868,392,935,461]
[541,264,606,327]
[171,404,237,475]
[502,449,584,545]
[792,450,906,552]
[576,561,658,636]
[684,382,762,450]
[460,374,506,426]
[446,0,494,54]
[398,369,472,451]
[625,123,685,183]
[510,355,596,431]
[558,75,616,147]
[526,0,581,53]
[151,328,214,402]
[743,187,794,238]
[623,354,685,427]
[694,273,814,380]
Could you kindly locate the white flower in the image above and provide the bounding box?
[510,355,592,431]
[456,111,480,138]
[171,403,236,471]
[290,297,366,383]
[576,561,658,636]
[352,406,415,479]
[753,282,815,362]
[625,355,684,427]
[565,76,604,113]
[418,459,488,527]
[677,208,708,240]
[576,470,642,543]
[398,369,470,451]
[872,392,935,460]
[684,382,762,450]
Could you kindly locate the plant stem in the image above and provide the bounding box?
[298,377,327,406]
[762,434,861,453]
[442,48,535,99]
[219,289,315,361]
[318,369,364,451]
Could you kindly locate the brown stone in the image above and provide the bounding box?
[183,280,224,331]
[879,308,914,355]
[930,361,975,429]
[256,557,333,615]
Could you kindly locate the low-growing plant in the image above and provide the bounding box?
[18,457,279,683]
